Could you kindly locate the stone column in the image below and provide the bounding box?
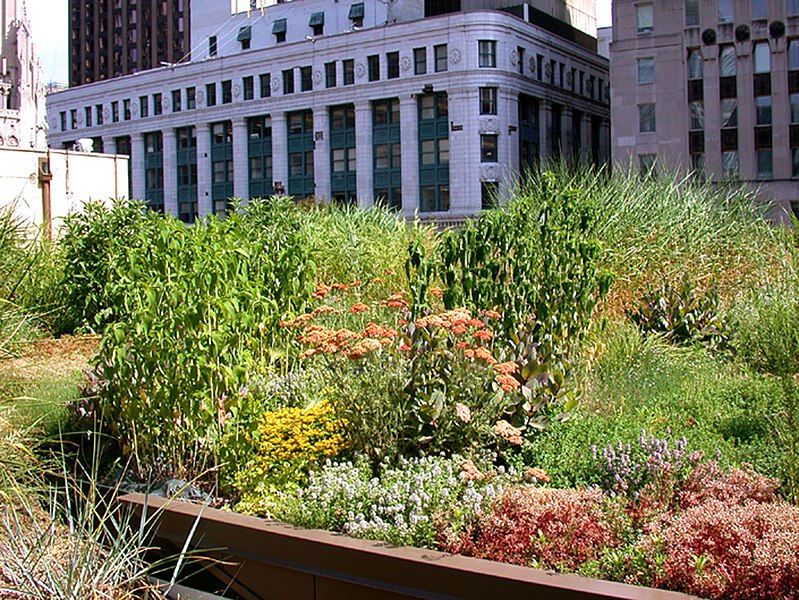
[271,112,288,196]
[354,101,373,208]
[232,117,250,202]
[399,95,419,217]
[501,89,520,198]
[539,100,552,164]
[101,136,114,155]
[561,105,573,162]
[581,112,593,165]
[447,88,472,213]
[196,123,212,217]
[130,133,146,201]
[162,128,178,217]
[312,107,330,201]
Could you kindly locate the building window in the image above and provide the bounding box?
[368,55,380,81]
[791,93,799,123]
[325,62,336,88]
[478,40,496,68]
[793,149,799,177]
[721,98,738,127]
[123,99,131,120]
[273,18,287,43]
[685,0,699,26]
[419,92,449,212]
[638,57,655,83]
[690,152,705,176]
[330,104,357,204]
[756,96,772,125]
[722,151,739,178]
[209,35,217,56]
[172,90,181,112]
[751,0,767,20]
[690,101,704,129]
[287,110,315,199]
[222,80,232,104]
[259,74,271,98]
[637,3,653,34]
[757,149,773,178]
[414,47,427,75]
[688,49,703,79]
[718,0,733,22]
[517,47,525,75]
[96,104,104,125]
[248,116,273,199]
[238,25,252,50]
[205,84,216,107]
[639,154,656,175]
[719,45,736,77]
[754,42,770,74]
[186,87,196,110]
[790,39,799,70]
[70,109,77,129]
[387,52,400,79]
[373,98,402,210]
[479,87,497,115]
[481,181,499,210]
[111,101,119,122]
[85,106,92,127]
[137,96,148,119]
[434,44,448,72]
[309,12,324,36]
[790,0,799,15]
[639,103,656,132]
[210,121,234,215]
[300,66,313,92]
[243,76,254,100]
[480,134,498,162]
[348,2,365,28]
[283,69,294,94]
[343,59,355,85]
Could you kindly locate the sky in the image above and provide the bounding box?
[24,0,612,85]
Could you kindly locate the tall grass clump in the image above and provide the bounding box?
[297,203,429,291]
[548,167,791,314]
[0,204,53,356]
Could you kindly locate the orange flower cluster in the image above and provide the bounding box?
[496,374,521,391]
[349,302,370,313]
[495,420,523,445]
[429,286,444,298]
[473,329,493,342]
[382,292,409,308]
[482,309,502,320]
[346,338,383,359]
[524,467,551,483]
[493,362,519,375]
[312,284,331,301]
[295,316,400,361]
[455,402,472,423]
[464,347,497,364]
[461,459,485,481]
[279,305,342,329]
[363,322,398,339]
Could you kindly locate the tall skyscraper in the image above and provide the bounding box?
[69,0,191,86]
[610,0,799,220]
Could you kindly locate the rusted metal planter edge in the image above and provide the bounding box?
[121,493,696,600]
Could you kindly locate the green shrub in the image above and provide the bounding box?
[92,198,315,477]
[627,276,729,350]
[57,199,155,334]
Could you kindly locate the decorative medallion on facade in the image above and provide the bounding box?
[196,90,205,105]
[103,108,110,120]
[509,49,519,66]
[355,62,366,78]
[233,84,241,97]
[131,103,138,116]
[544,62,552,79]
[400,56,412,72]
[312,69,323,84]
[162,97,170,110]
[566,70,573,87]
[479,117,499,133]
[271,77,281,91]
[528,56,536,74]
[450,48,462,64]
[480,165,498,180]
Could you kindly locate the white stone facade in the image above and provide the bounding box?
[47,3,609,221]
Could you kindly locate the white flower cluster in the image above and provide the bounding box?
[273,454,518,548]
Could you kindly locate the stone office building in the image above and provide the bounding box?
[610,0,799,220]
[47,0,610,222]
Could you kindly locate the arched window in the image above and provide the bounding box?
[719,45,737,77]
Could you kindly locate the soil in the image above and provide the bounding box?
[0,335,100,383]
